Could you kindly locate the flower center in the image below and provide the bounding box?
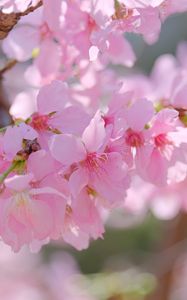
[88,15,97,32]
[154,133,172,148]
[30,113,49,131]
[125,129,144,147]
[85,153,108,171]
[102,115,114,126]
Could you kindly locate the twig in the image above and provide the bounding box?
[18,0,43,17]
[0,60,16,123]
[0,0,43,39]
[146,213,187,300]
[0,59,17,78]
[0,161,18,184]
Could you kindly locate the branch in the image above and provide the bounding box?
[146,213,187,300]
[0,59,17,78]
[0,59,18,124]
[0,0,43,40]
[18,0,43,17]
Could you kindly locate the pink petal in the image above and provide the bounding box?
[43,0,63,32]
[63,228,89,251]
[5,174,33,191]
[127,98,154,131]
[73,189,104,239]
[151,108,179,135]
[2,26,39,61]
[146,149,168,185]
[90,153,130,207]
[137,7,161,44]
[27,200,53,240]
[37,80,70,114]
[3,126,23,159]
[50,134,86,165]
[18,123,38,140]
[51,106,91,136]
[69,168,88,198]
[107,34,136,67]
[34,38,61,80]
[27,150,57,181]
[82,112,106,152]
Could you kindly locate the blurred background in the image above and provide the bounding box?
[0,11,187,300]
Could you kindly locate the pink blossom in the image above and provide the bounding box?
[28,81,91,149]
[0,172,68,251]
[63,189,104,250]
[136,109,187,185]
[50,112,130,208]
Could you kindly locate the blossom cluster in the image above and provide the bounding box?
[2,0,187,84]
[119,41,187,219]
[0,0,187,252]
[0,79,187,251]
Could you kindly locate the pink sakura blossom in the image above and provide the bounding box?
[0,172,68,252]
[105,97,154,167]
[2,6,62,83]
[63,188,104,250]
[71,62,119,111]
[118,43,186,112]
[9,89,38,120]
[95,0,161,44]
[3,7,45,61]
[1,76,187,252]
[1,0,187,258]
[2,0,187,88]
[149,42,187,110]
[50,112,130,208]
[124,174,182,220]
[27,81,91,149]
[149,53,178,104]
[115,41,187,111]
[136,109,187,185]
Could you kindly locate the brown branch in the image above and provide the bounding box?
[146,213,187,300]
[18,0,43,17]
[0,0,43,40]
[0,82,12,126]
[0,59,17,78]
[0,59,18,123]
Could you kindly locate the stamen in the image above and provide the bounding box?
[125,129,144,147]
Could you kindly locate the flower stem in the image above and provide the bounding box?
[0,161,19,184]
[0,126,8,133]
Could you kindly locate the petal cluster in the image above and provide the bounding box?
[0,80,187,251]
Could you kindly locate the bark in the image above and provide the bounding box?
[0,0,43,39]
[146,213,187,300]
